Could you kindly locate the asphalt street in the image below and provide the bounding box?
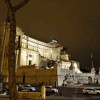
[0,86,100,100]
[48,86,100,99]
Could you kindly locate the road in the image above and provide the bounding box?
[48,86,100,100]
[0,86,100,100]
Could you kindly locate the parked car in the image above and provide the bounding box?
[45,85,59,95]
[82,87,100,95]
[0,89,8,95]
[18,84,36,92]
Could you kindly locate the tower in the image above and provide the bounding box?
[90,53,95,74]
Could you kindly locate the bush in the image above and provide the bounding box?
[87,83,100,87]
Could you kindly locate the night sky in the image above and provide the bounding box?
[0,0,100,71]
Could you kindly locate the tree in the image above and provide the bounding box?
[5,0,30,100]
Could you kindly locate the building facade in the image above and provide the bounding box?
[0,23,98,86]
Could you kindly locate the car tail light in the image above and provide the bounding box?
[83,89,85,92]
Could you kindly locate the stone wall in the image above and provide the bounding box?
[2,62,58,86]
[16,65,57,86]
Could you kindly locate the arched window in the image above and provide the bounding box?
[88,76,92,83]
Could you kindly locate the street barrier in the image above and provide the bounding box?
[17,92,41,99]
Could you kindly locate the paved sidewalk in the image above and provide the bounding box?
[0,95,100,100]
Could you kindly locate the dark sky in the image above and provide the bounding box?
[0,0,100,71]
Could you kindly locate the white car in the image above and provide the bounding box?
[18,84,36,92]
[82,88,100,95]
[46,85,59,93]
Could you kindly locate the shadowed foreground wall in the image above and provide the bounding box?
[3,64,58,86]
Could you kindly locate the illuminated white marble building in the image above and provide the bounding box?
[0,23,97,86]
[16,33,62,68]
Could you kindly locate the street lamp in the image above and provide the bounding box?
[0,22,8,92]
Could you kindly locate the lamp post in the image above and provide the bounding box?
[0,22,8,92]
